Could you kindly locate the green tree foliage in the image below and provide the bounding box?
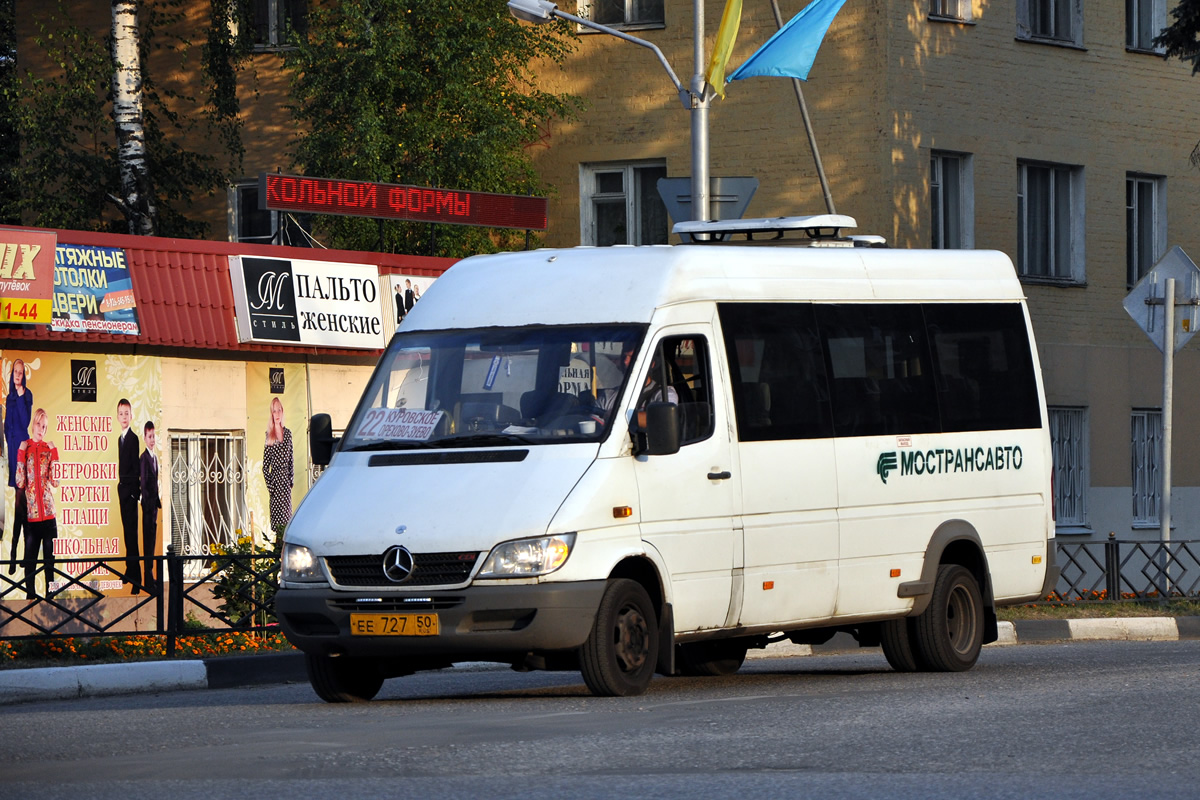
[1157,0,1200,73]
[1157,1,1200,166]
[1,1,229,236]
[0,0,18,225]
[201,0,255,171]
[284,0,582,257]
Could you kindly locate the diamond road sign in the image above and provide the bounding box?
[1123,245,1200,354]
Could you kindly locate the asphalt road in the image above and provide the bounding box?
[3,639,1199,799]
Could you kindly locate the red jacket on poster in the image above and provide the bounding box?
[16,438,59,522]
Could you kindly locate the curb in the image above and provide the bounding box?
[2,617,1197,705]
[748,616,1200,659]
[0,652,304,706]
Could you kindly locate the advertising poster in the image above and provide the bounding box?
[229,256,387,350]
[0,229,56,325]
[0,351,163,598]
[245,363,308,542]
[50,243,140,334]
[389,273,434,330]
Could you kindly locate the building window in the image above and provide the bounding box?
[230,182,312,247]
[1050,407,1088,529]
[580,163,669,246]
[170,432,248,580]
[584,0,664,28]
[1127,173,1166,287]
[1127,0,1166,52]
[1131,409,1162,527]
[1017,0,1083,46]
[931,151,973,249]
[930,0,971,22]
[1017,161,1084,283]
[251,0,308,49]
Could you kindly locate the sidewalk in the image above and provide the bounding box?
[2,616,1198,706]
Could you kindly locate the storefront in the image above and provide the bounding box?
[0,225,455,598]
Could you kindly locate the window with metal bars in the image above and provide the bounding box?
[1131,409,1162,526]
[1049,407,1088,528]
[170,432,249,578]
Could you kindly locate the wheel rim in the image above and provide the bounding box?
[945,583,978,656]
[613,604,650,673]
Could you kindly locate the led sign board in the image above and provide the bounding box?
[259,173,548,231]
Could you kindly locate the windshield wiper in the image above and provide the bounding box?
[343,439,439,452]
[434,433,539,448]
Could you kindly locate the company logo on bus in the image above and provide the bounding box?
[877,445,1024,484]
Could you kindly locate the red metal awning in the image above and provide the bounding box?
[0,225,457,357]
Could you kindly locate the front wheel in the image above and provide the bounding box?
[306,653,385,703]
[579,578,659,697]
[913,564,984,672]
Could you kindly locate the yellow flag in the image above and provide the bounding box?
[705,0,744,99]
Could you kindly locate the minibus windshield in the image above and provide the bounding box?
[341,324,645,450]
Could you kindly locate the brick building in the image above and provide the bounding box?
[523,0,1200,547]
[11,0,1200,549]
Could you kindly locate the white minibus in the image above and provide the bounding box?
[276,215,1058,700]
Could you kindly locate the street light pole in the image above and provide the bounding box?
[507,0,711,222]
[690,1,710,223]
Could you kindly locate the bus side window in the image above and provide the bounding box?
[637,336,715,445]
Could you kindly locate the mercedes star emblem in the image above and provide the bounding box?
[382,545,415,583]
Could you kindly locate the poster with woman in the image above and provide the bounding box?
[0,351,162,598]
[245,364,308,541]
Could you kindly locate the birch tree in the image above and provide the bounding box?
[110,0,157,235]
[1,1,231,236]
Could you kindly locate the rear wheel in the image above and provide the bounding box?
[880,618,926,672]
[913,564,984,672]
[580,578,659,697]
[678,640,749,676]
[306,653,385,703]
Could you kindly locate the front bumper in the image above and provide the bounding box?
[276,580,607,660]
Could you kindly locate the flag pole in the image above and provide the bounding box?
[769,0,835,214]
[692,0,712,222]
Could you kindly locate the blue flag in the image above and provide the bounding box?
[728,0,847,83]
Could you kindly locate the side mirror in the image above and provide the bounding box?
[634,402,680,456]
[309,413,338,466]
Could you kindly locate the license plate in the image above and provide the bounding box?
[349,613,439,636]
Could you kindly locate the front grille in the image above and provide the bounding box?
[329,596,465,612]
[325,551,479,587]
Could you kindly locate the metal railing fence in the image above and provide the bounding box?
[1048,537,1200,603]
[0,545,279,657]
[3,537,1197,656]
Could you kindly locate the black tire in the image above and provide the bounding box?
[880,618,927,672]
[913,564,984,672]
[305,653,385,703]
[678,640,748,677]
[580,578,659,697]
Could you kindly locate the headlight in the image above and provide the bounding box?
[281,543,323,582]
[477,533,576,578]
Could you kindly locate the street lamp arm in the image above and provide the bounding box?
[507,0,691,108]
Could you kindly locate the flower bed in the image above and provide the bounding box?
[0,629,294,665]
